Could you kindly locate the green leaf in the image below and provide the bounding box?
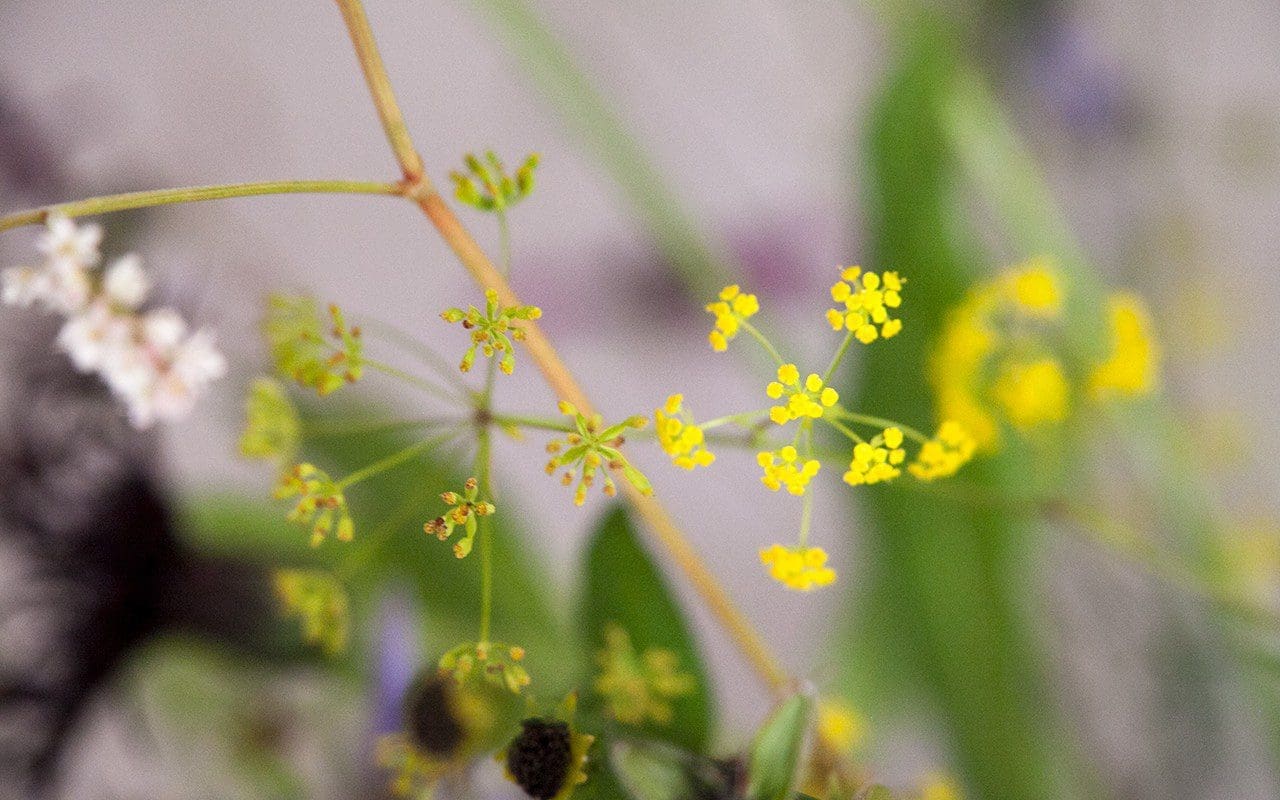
[745,693,812,800]
[179,396,568,689]
[847,23,1069,800]
[578,505,713,753]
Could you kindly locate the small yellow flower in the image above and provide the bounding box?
[239,377,300,464]
[759,544,836,591]
[441,288,542,374]
[757,445,821,495]
[440,641,532,694]
[817,698,868,753]
[908,422,976,481]
[424,477,497,559]
[992,357,1070,430]
[842,427,906,486]
[593,623,695,726]
[1005,258,1062,318]
[266,295,364,396]
[654,394,715,470]
[273,463,354,546]
[766,363,839,424]
[1088,292,1159,399]
[705,284,760,351]
[545,402,651,506]
[826,266,904,344]
[274,569,349,655]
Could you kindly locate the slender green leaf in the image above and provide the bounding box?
[578,505,714,753]
[745,693,813,800]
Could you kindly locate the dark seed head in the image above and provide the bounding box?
[403,674,467,759]
[506,718,572,800]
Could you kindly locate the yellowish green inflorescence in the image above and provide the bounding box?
[544,402,652,506]
[441,288,542,375]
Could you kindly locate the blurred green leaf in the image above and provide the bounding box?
[848,23,1070,800]
[179,397,568,688]
[745,693,812,800]
[578,505,714,753]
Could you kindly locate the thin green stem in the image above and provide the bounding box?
[496,210,512,277]
[698,409,771,430]
[364,358,461,404]
[822,330,857,385]
[476,424,495,645]
[738,319,786,368]
[833,407,929,443]
[798,425,815,547]
[337,430,459,489]
[490,412,576,434]
[302,415,463,438]
[361,318,473,397]
[0,180,402,233]
[824,417,864,444]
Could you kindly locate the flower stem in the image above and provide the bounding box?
[822,330,856,385]
[334,0,427,184]
[0,180,402,233]
[336,0,790,693]
[364,358,460,404]
[303,415,462,438]
[476,423,495,644]
[738,319,786,368]
[337,430,458,489]
[835,407,929,443]
[361,317,473,397]
[491,412,576,433]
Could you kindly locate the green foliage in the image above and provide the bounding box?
[745,693,812,800]
[578,505,714,753]
[849,22,1067,800]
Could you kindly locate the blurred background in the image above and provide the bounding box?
[2,1,1279,798]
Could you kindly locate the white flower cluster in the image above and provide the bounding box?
[2,214,226,428]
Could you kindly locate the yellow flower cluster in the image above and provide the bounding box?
[843,427,906,486]
[992,357,1070,431]
[593,623,695,726]
[705,284,760,351]
[908,422,976,481]
[1089,292,1158,399]
[826,267,904,344]
[766,363,839,424]
[931,259,1159,451]
[1004,259,1062,317]
[759,544,836,590]
[273,463,354,546]
[654,394,715,470]
[439,641,532,694]
[424,477,496,559]
[758,445,821,495]
[545,401,652,506]
[274,569,349,655]
[817,699,868,753]
[239,377,300,464]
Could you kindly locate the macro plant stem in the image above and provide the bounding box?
[363,358,459,403]
[334,0,790,693]
[338,432,457,489]
[476,423,495,644]
[302,415,463,438]
[0,180,402,233]
[739,319,786,368]
[835,407,928,443]
[822,330,856,385]
[362,317,474,396]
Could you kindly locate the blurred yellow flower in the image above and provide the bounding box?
[908,422,976,481]
[817,698,867,753]
[758,445,821,495]
[759,544,836,591]
[992,357,1070,430]
[654,394,716,470]
[705,284,760,351]
[1089,292,1159,399]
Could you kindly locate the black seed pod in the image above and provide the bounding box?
[403,673,466,758]
[506,718,573,800]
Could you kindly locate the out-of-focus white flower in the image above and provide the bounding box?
[3,215,227,429]
[36,214,102,270]
[142,308,188,351]
[2,266,52,308]
[56,302,131,373]
[102,254,149,309]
